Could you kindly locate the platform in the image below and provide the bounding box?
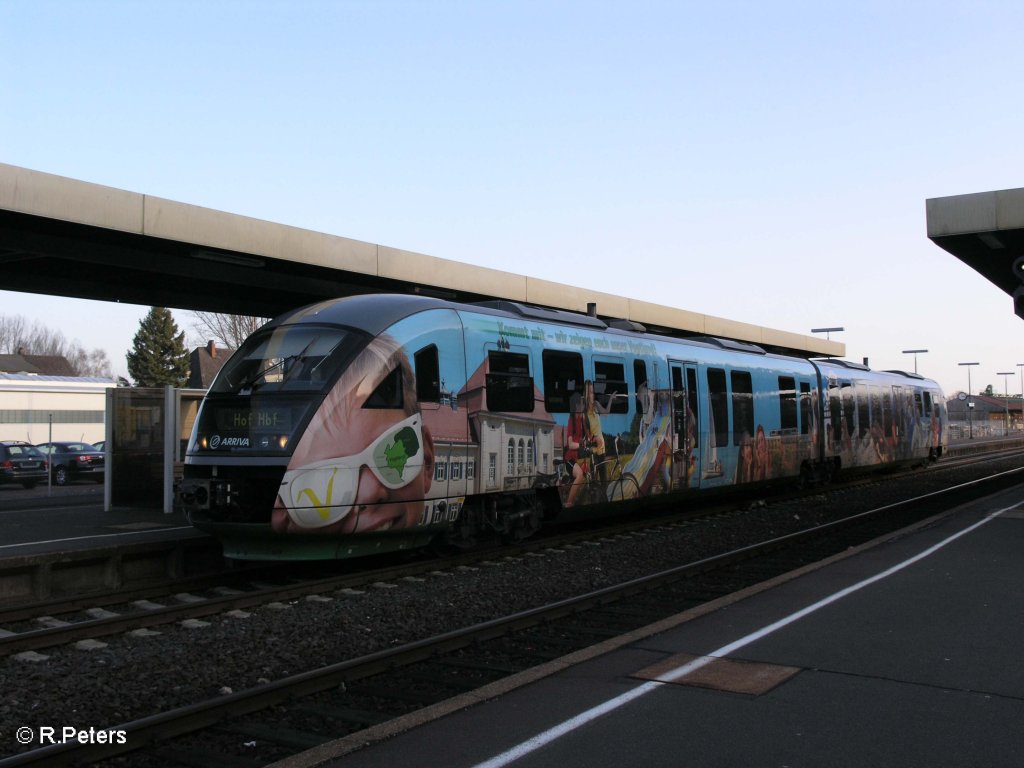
[283,481,1024,768]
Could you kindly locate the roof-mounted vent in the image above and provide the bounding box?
[693,336,766,355]
[883,369,925,380]
[472,300,607,330]
[814,358,871,371]
[608,319,647,333]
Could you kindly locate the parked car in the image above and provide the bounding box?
[35,441,105,486]
[92,440,106,453]
[0,441,49,488]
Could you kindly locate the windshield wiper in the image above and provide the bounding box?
[237,335,320,392]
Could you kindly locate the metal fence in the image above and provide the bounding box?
[947,420,1023,441]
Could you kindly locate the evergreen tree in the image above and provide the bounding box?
[126,307,189,387]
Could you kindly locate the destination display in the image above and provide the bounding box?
[215,407,293,433]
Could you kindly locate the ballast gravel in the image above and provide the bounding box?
[0,455,1018,756]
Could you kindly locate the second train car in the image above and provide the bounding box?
[178,294,947,560]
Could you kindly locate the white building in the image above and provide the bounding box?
[0,374,117,444]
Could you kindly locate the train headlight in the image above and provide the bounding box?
[278,435,289,450]
[199,435,209,449]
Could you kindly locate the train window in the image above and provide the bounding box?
[487,352,534,412]
[731,370,753,446]
[914,392,923,416]
[634,360,648,389]
[708,368,729,448]
[924,391,933,416]
[687,368,700,444]
[542,350,583,413]
[634,359,649,414]
[364,366,404,409]
[828,383,842,446]
[842,384,855,438]
[214,326,350,394]
[414,345,441,402]
[594,361,628,414]
[857,388,870,438]
[870,389,882,434]
[882,389,893,436]
[778,376,797,431]
[799,381,811,435]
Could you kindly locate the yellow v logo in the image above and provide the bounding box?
[297,468,338,520]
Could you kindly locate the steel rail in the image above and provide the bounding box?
[3,446,1021,658]
[4,464,1022,767]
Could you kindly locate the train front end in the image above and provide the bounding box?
[179,298,444,560]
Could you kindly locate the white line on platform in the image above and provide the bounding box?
[472,503,1020,768]
[0,527,195,552]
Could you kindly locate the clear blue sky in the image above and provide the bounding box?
[3,0,1024,396]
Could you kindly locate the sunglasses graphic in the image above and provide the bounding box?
[281,413,424,528]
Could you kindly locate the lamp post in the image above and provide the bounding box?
[959,362,979,439]
[998,371,1014,436]
[902,349,928,374]
[811,327,844,360]
[811,326,844,341]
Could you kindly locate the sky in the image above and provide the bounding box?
[2,0,1024,397]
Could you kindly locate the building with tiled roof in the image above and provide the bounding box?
[187,341,233,389]
[0,349,76,376]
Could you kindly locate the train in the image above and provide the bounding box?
[178,294,948,560]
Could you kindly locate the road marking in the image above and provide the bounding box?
[472,504,1017,768]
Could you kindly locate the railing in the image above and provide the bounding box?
[947,420,1024,440]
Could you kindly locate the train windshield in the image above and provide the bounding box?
[211,325,354,395]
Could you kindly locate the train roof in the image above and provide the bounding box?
[267,296,939,382]
[266,294,453,337]
[267,294,787,359]
[813,358,941,387]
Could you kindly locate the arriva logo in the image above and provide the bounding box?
[210,435,250,449]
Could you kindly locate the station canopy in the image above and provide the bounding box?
[0,163,841,358]
[927,187,1024,318]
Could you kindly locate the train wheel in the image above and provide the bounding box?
[608,473,641,503]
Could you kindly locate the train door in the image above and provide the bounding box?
[669,361,700,490]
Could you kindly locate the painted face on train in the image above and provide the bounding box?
[271,335,434,535]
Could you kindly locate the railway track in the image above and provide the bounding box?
[2,447,1018,661]
[3,459,1022,767]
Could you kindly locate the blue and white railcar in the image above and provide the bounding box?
[178,294,946,560]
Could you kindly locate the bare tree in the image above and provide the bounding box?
[187,311,267,352]
[67,346,114,378]
[0,314,31,353]
[0,314,113,377]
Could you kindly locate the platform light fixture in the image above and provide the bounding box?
[998,371,1014,436]
[811,326,844,341]
[902,349,928,374]
[959,362,979,439]
[191,249,265,268]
